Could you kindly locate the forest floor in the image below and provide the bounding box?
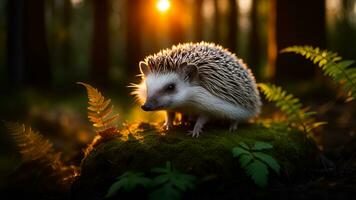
[0,86,355,199]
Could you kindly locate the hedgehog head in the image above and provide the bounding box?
[131,60,198,111]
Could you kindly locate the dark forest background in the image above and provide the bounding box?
[1,0,356,91]
[1,1,356,190]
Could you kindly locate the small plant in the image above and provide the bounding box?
[232,141,280,187]
[77,82,119,134]
[150,162,196,200]
[78,82,120,155]
[4,121,78,184]
[4,121,57,163]
[258,83,326,138]
[105,171,152,198]
[282,46,356,101]
[105,162,196,200]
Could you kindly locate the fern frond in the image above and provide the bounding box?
[282,46,356,100]
[4,121,55,162]
[77,82,119,133]
[258,83,325,138]
[4,121,79,184]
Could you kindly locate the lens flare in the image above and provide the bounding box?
[157,0,171,13]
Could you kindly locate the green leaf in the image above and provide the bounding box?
[258,83,324,136]
[246,160,269,187]
[338,60,354,70]
[280,46,356,99]
[238,142,250,150]
[253,152,280,174]
[232,147,250,157]
[106,180,124,197]
[152,174,170,186]
[149,184,181,200]
[171,174,196,191]
[239,154,253,168]
[105,172,152,197]
[151,162,196,196]
[252,141,273,150]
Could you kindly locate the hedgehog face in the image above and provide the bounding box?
[141,72,191,111]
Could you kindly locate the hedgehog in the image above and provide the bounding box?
[131,42,261,137]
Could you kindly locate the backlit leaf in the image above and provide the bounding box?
[78,82,119,133]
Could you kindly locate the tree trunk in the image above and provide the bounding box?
[266,0,277,80]
[6,0,25,88]
[169,0,186,45]
[248,0,261,72]
[194,0,204,42]
[213,0,220,43]
[61,0,72,70]
[126,0,143,79]
[6,0,52,89]
[91,0,110,87]
[23,0,52,88]
[269,0,326,82]
[227,0,238,52]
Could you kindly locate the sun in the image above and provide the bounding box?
[156,0,171,13]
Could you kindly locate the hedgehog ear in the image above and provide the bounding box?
[181,62,198,82]
[139,61,151,76]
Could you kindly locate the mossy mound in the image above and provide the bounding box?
[72,122,318,200]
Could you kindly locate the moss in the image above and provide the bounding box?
[72,122,318,199]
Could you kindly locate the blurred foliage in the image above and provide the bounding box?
[282,46,356,101]
[4,122,78,185]
[4,122,57,162]
[0,1,355,199]
[46,0,93,86]
[326,0,356,62]
[258,83,326,139]
[1,0,356,89]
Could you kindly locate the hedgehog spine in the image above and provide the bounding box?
[131,42,262,137]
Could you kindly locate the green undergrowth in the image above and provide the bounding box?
[75,122,318,199]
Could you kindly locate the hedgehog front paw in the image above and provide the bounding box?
[188,116,208,138]
[229,121,239,132]
[162,122,173,131]
[162,111,175,131]
[187,129,202,138]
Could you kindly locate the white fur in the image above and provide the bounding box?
[135,72,255,121]
[178,86,255,121]
[131,72,257,137]
[129,82,146,104]
[145,73,179,99]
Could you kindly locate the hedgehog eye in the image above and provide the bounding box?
[165,83,175,92]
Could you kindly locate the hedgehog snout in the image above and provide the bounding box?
[141,103,153,111]
[141,98,158,111]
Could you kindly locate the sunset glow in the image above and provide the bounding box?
[157,0,171,13]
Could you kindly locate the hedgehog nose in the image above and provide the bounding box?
[141,103,154,111]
